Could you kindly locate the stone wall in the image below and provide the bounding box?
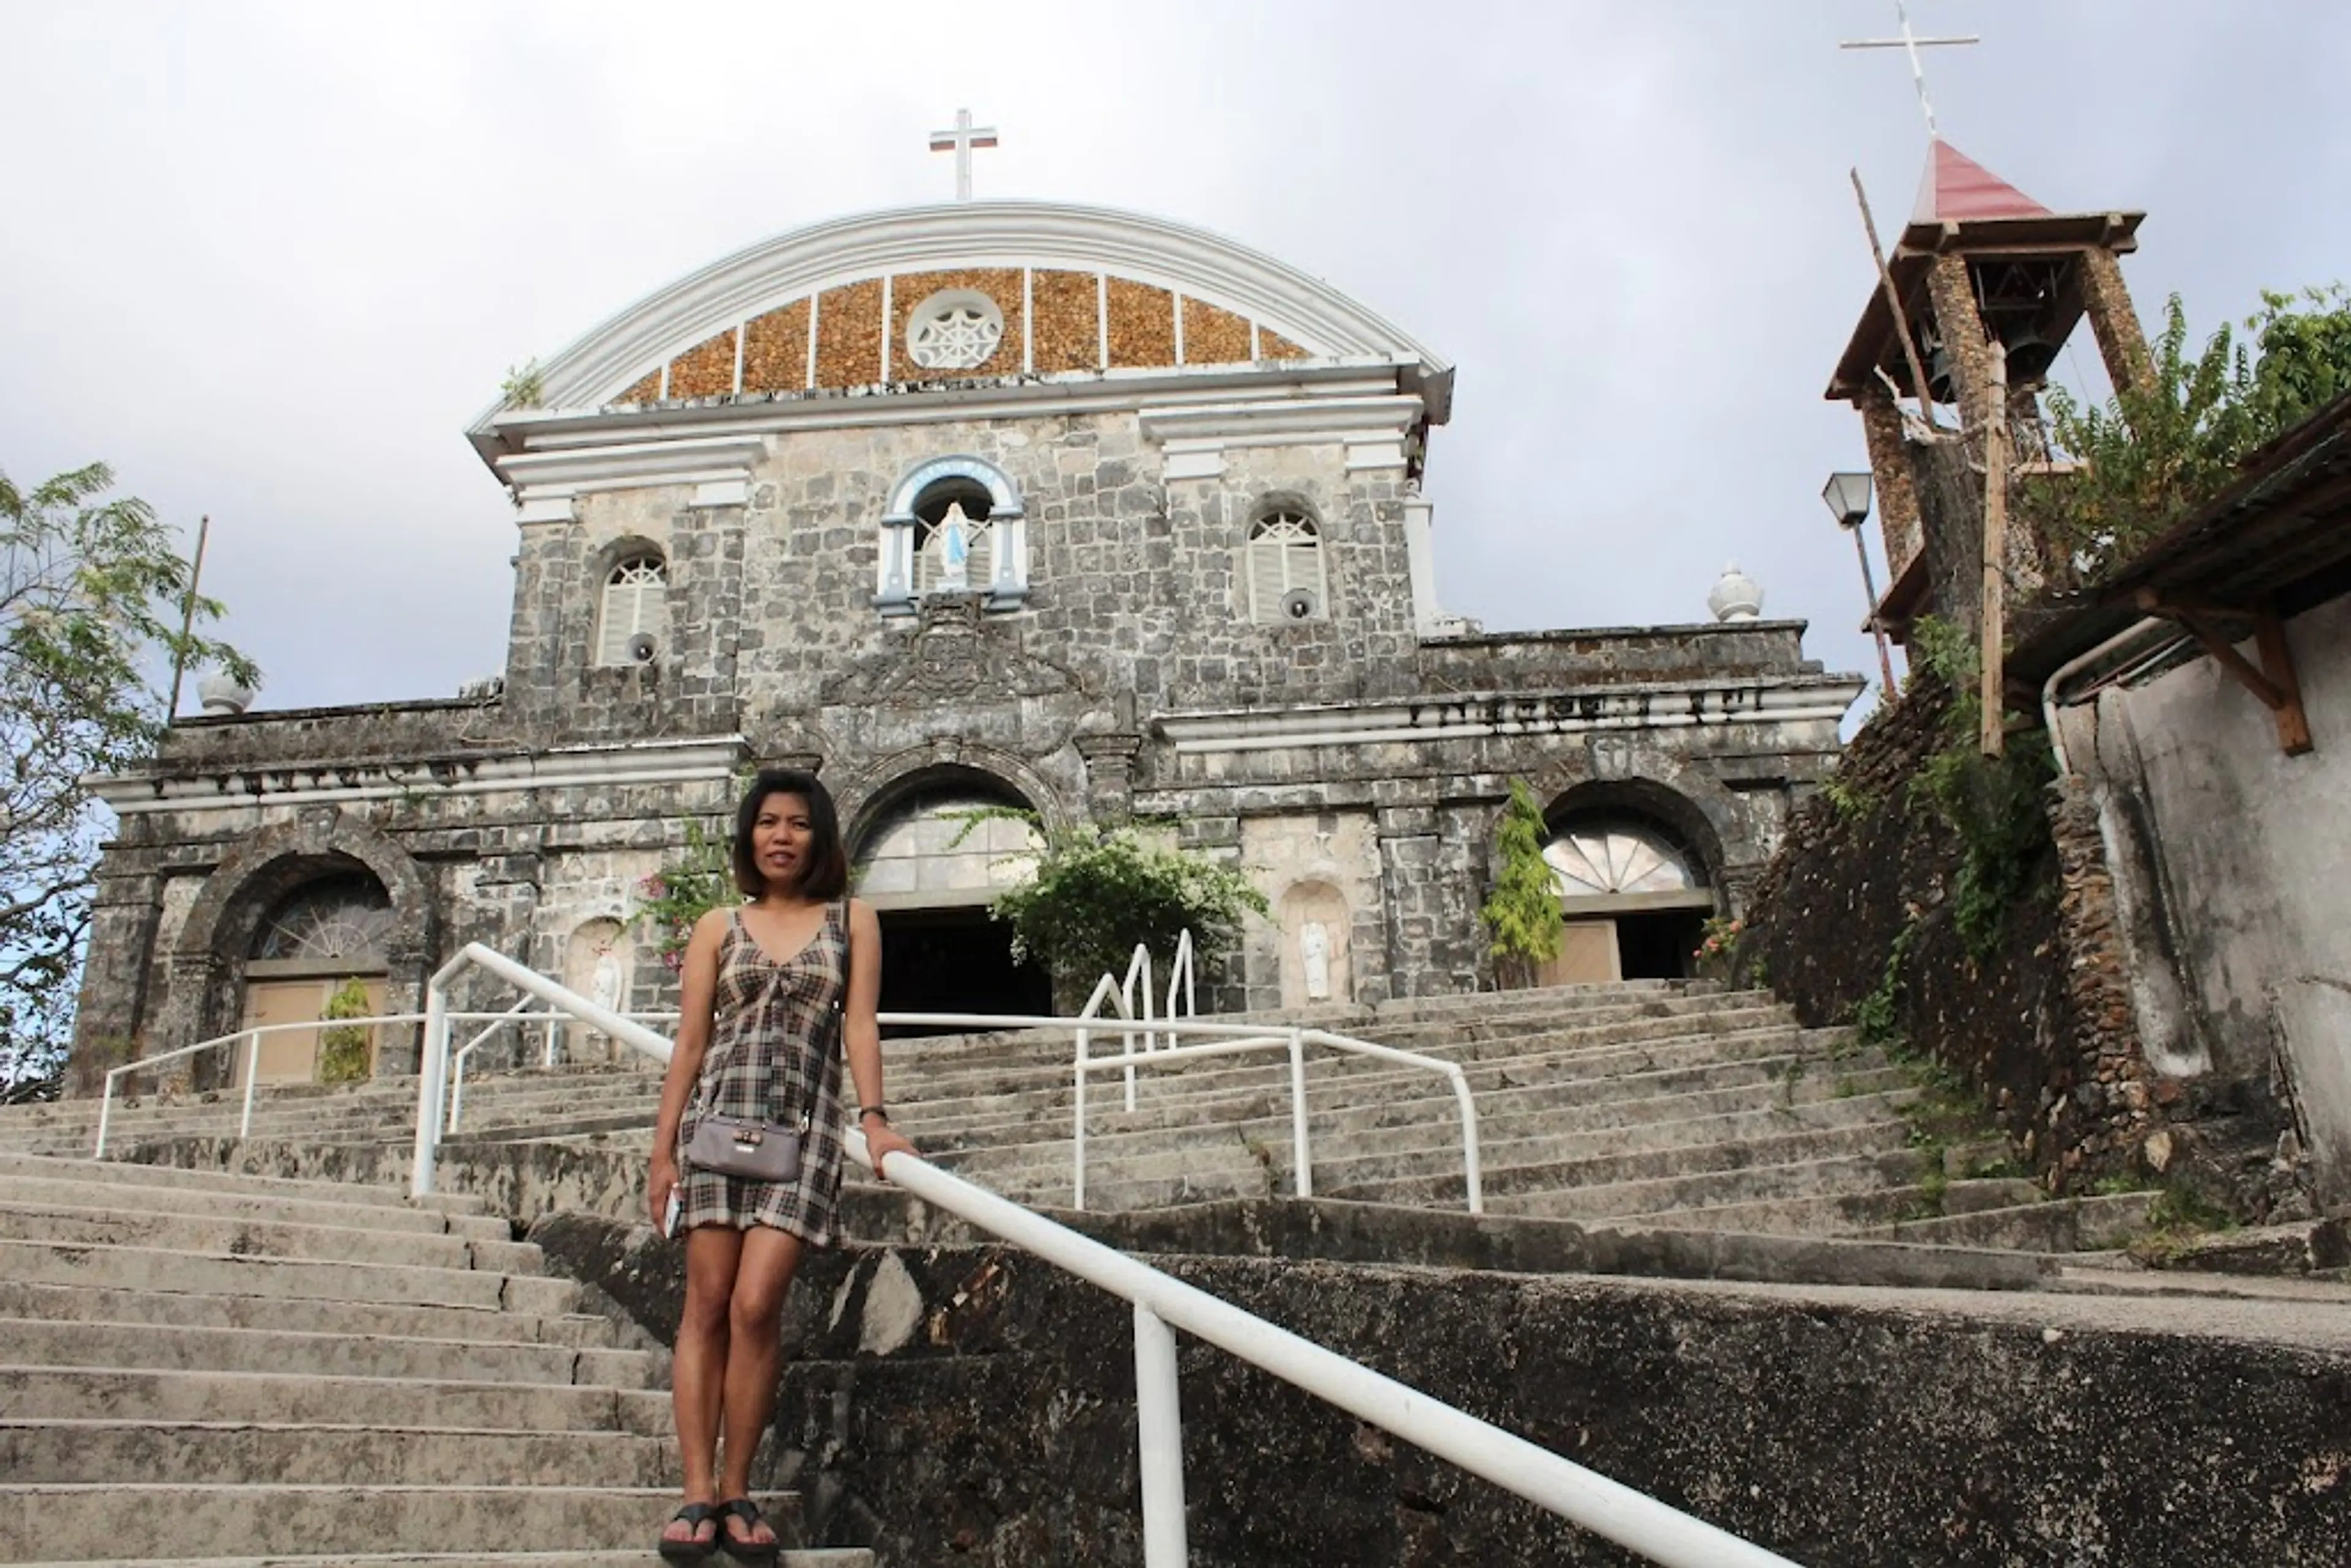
[1742,675,2311,1220]
[2061,595,2351,1206]
[531,1217,2351,1568]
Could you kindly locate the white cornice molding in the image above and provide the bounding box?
[1141,395,1423,479]
[467,202,1454,437]
[1153,681,1866,754]
[484,366,1420,498]
[92,736,746,816]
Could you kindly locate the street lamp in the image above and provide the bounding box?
[1822,471,1900,698]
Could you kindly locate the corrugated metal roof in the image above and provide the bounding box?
[1913,139,2053,224]
[2009,391,2351,685]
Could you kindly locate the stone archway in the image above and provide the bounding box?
[844,761,1054,1031]
[168,809,435,1078]
[1526,782,1723,986]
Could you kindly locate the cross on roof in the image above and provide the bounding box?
[928,108,999,202]
[1840,0,1979,140]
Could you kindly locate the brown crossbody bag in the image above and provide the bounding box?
[683,904,844,1184]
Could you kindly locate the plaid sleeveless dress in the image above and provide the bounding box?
[673,902,850,1246]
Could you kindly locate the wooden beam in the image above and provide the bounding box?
[2254,609,2315,756]
[2134,588,2315,754]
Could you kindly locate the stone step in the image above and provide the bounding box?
[0,1173,512,1240]
[1302,1093,1922,1195]
[899,1022,1841,1131]
[902,1034,1892,1145]
[0,1236,579,1314]
[912,1003,1815,1100]
[0,1483,787,1561]
[0,1317,662,1389]
[1485,1148,1932,1223]
[0,1202,542,1275]
[0,1419,676,1487]
[930,1084,1922,1209]
[1865,1193,2163,1252]
[0,1150,491,1214]
[0,1278,624,1347]
[9,1556,871,1567]
[0,1365,669,1435]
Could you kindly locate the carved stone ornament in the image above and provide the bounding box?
[820,592,1087,709]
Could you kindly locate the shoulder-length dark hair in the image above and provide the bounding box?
[730,768,850,899]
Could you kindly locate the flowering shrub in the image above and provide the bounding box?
[635,817,737,969]
[1694,915,1743,962]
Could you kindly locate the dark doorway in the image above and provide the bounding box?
[1614,910,1708,981]
[876,907,1053,1037]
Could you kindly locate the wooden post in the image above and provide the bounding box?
[1851,168,1940,434]
[1980,343,2008,757]
[165,514,211,722]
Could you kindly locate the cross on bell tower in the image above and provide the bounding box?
[928,108,999,201]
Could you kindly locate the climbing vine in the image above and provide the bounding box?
[1906,619,2057,960]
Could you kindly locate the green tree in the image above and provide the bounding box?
[314,977,376,1085]
[2033,285,2351,579]
[963,812,1269,1011]
[1480,779,1561,989]
[0,463,258,1092]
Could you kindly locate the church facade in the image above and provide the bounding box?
[77,201,1860,1081]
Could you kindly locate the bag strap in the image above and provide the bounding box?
[758,899,847,1132]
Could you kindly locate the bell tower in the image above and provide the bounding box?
[1826,139,2151,641]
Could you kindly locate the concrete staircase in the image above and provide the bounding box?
[0,983,2155,1255]
[0,1149,869,1567]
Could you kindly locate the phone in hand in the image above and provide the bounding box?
[662,1187,682,1239]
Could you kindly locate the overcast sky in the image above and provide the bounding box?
[4,1,2345,726]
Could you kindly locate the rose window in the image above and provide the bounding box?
[906,290,1005,372]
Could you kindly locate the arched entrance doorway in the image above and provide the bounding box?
[852,776,1053,1033]
[239,872,394,1082]
[1539,816,1715,984]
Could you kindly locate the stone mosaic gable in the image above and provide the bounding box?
[606,266,1327,405]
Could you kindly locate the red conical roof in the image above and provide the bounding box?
[1912,138,2051,223]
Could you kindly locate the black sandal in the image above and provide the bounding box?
[658,1501,720,1562]
[717,1496,780,1564]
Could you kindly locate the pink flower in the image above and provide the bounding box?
[662,950,683,972]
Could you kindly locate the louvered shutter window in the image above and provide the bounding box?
[1245,512,1326,622]
[596,557,667,665]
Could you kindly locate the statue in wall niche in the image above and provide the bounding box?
[1301,921,1332,1001]
[591,943,626,1019]
[937,501,973,590]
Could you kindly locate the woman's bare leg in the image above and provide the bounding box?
[715,1225,803,1546]
[666,1226,743,1546]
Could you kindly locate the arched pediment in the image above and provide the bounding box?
[475,201,1452,427]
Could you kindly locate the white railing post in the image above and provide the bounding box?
[1448,1064,1485,1216]
[1133,1300,1188,1568]
[411,980,450,1198]
[1288,1026,1313,1200]
[93,1069,118,1159]
[1074,1022,1090,1213]
[238,1032,260,1139]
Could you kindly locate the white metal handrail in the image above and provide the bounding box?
[1084,934,1199,1111]
[94,1010,525,1158]
[408,941,1802,1568]
[448,1005,681,1133]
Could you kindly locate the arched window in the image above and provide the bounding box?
[911,476,997,596]
[250,875,394,964]
[876,456,1028,614]
[596,554,667,666]
[1245,509,1327,622]
[1542,820,1703,901]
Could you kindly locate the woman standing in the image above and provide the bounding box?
[647,770,917,1561]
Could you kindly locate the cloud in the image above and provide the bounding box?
[2,0,2342,721]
